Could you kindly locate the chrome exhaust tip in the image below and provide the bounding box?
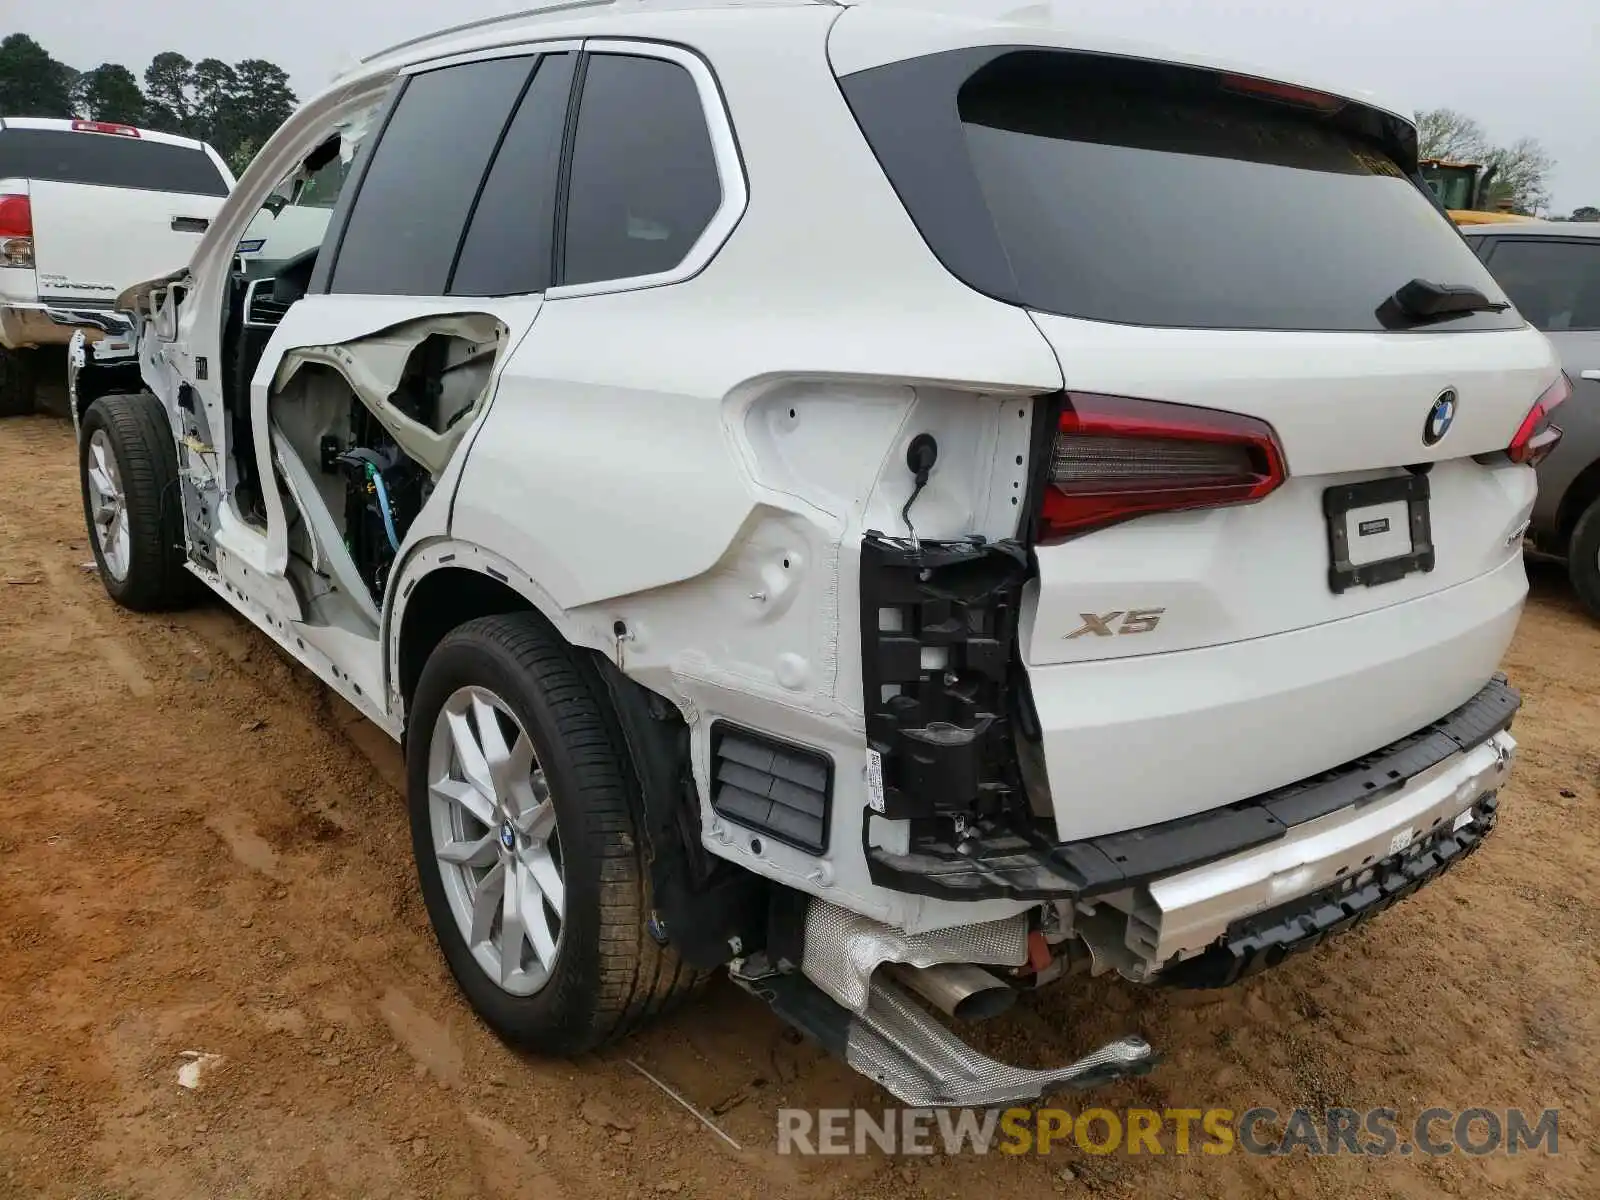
[887,961,1017,1021]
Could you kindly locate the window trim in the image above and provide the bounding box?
[544,38,747,300]
[400,38,583,74]
[1482,236,1600,334]
[310,79,406,296]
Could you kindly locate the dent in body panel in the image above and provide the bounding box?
[436,369,1042,928]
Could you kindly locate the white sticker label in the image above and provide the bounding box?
[1452,808,1474,833]
[1387,827,1415,856]
[865,749,886,814]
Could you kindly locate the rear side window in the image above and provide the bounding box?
[0,128,228,196]
[560,54,722,287]
[840,49,1520,333]
[1483,239,1600,332]
[450,54,575,297]
[330,56,537,296]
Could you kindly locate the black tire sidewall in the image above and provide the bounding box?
[78,393,196,611]
[1567,499,1600,620]
[79,397,160,608]
[406,618,621,1055]
[0,346,36,417]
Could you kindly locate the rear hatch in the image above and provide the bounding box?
[0,121,230,306]
[835,21,1560,836]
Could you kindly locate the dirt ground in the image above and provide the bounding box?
[0,399,1594,1200]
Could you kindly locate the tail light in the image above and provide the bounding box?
[1220,74,1346,113]
[0,194,33,269]
[1506,374,1570,468]
[1036,393,1287,543]
[71,119,140,138]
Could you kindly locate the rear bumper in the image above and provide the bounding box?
[1,302,133,350]
[1125,726,1513,982]
[866,673,1520,901]
[1155,785,1504,987]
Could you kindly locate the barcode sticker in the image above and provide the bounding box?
[865,749,885,814]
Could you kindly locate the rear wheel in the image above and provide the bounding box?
[0,346,37,417]
[78,392,196,611]
[1566,498,1600,620]
[407,613,700,1054]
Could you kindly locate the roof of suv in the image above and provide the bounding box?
[344,0,1409,126]
[1459,220,1600,240]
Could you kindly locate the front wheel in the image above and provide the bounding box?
[78,392,196,611]
[407,613,700,1055]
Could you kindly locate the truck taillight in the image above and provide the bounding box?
[0,195,31,239]
[0,194,33,269]
[1035,393,1287,543]
[1507,374,1570,467]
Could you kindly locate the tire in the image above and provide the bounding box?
[1566,497,1600,620]
[0,345,37,417]
[407,613,701,1055]
[78,392,196,611]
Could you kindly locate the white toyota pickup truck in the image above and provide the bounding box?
[0,117,234,415]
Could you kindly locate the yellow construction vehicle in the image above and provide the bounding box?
[1419,158,1532,225]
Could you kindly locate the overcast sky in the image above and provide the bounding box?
[14,0,1599,210]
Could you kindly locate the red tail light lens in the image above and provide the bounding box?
[0,195,32,269]
[1507,374,1570,467]
[1036,393,1287,543]
[72,119,140,138]
[0,194,31,239]
[1219,74,1346,113]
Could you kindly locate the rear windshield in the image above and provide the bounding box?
[0,128,229,196]
[839,49,1520,333]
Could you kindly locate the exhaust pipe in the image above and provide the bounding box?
[887,962,1017,1021]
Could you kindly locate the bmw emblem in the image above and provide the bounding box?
[499,821,516,851]
[1424,389,1458,446]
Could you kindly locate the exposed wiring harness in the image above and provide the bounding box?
[334,447,401,553]
[366,462,400,553]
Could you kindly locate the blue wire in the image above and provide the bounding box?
[366,464,401,552]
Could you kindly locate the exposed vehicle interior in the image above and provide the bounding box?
[192,113,508,637]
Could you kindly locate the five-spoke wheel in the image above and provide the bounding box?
[407,613,701,1054]
[428,686,566,996]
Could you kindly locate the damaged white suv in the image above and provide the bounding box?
[77,0,1561,1106]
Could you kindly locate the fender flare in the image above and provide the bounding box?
[383,535,614,715]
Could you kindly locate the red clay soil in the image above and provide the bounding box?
[0,410,1593,1199]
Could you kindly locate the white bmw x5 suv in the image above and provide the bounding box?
[74,0,1561,1106]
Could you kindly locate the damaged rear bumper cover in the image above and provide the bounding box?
[868,674,1520,902]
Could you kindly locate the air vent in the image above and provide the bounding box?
[710,724,832,855]
[243,279,290,327]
